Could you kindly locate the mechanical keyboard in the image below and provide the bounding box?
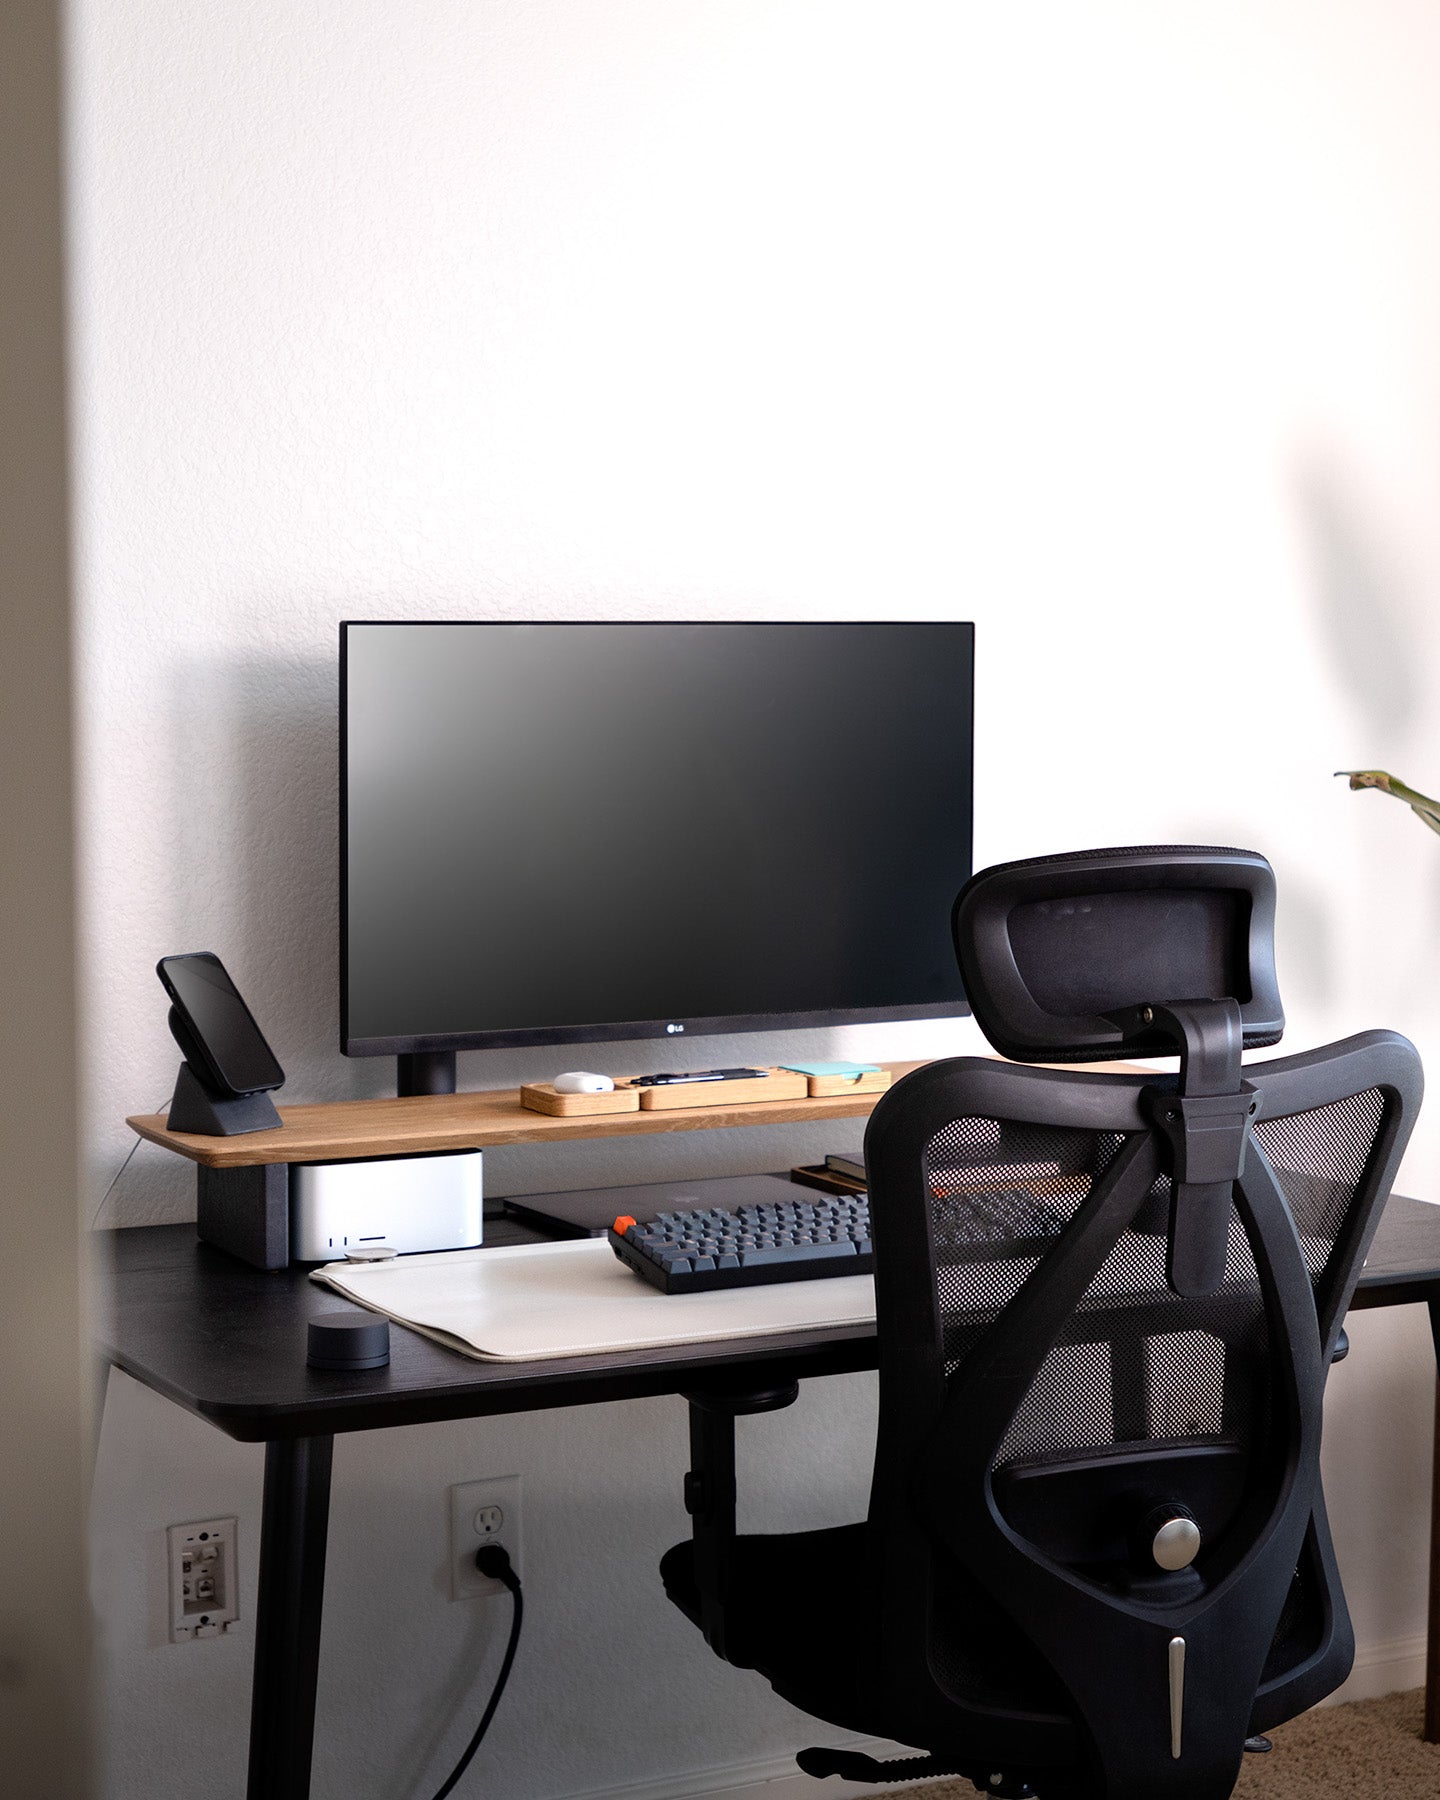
[607,1192,873,1294]
[607,1180,1072,1294]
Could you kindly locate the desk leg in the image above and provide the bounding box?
[248,1435,334,1800]
[1427,1302,1440,1744]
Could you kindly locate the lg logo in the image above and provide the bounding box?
[666,1022,685,1034]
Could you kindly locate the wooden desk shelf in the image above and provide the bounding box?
[127,1061,926,1167]
[128,1063,927,1271]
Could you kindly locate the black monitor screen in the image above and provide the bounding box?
[341,621,974,1053]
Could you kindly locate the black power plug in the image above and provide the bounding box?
[474,1542,519,1588]
[428,1543,524,1799]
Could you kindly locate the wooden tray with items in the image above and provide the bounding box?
[518,1082,641,1119]
[797,1068,891,1098]
[618,1068,809,1111]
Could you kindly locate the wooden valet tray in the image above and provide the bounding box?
[800,1069,892,1098]
[791,1164,868,1197]
[518,1082,641,1118]
[618,1068,808,1111]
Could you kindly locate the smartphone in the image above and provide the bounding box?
[157,953,285,1096]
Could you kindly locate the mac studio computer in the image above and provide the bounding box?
[317,620,975,1253]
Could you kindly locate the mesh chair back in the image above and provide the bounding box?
[862,972,1418,1796]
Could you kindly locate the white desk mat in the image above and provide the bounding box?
[310,1237,876,1362]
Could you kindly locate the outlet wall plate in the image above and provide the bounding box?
[448,1475,521,1600]
[168,1517,240,1641]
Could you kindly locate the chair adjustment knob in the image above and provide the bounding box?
[1150,1512,1202,1571]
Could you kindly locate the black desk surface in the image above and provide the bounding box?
[98,1194,1440,1446]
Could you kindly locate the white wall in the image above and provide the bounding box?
[76,4,1440,1796]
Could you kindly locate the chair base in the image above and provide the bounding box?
[796,1730,1274,1791]
[795,1745,1035,1794]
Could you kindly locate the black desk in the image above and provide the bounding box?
[97,1195,1440,1798]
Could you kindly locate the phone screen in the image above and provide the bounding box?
[159,954,285,1094]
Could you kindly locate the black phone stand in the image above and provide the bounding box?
[165,1006,283,1136]
[166,1061,283,1135]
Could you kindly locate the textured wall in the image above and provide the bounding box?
[76,4,1440,1796]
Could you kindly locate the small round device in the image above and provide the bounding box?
[307,1311,391,1371]
[552,1071,614,1094]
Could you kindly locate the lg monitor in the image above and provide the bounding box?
[341,620,975,1092]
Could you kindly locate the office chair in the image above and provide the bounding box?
[661,846,1422,1798]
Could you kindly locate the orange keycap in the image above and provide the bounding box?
[612,1215,637,1234]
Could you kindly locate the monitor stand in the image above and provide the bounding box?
[397,1051,457,1096]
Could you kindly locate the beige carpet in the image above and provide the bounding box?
[905,1688,1439,1797]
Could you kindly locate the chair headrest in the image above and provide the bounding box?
[953,845,1283,1064]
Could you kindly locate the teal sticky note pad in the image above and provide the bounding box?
[779,1062,882,1078]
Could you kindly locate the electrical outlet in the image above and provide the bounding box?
[167,1518,239,1642]
[448,1475,521,1600]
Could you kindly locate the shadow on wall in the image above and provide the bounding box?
[166,648,348,1101]
[1294,457,1419,744]
[1293,457,1440,938]
[153,641,953,1126]
[1267,872,1336,1013]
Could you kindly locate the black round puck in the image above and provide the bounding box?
[307,1312,390,1370]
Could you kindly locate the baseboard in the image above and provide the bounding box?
[1325,1633,1428,1705]
[554,1737,928,1800]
